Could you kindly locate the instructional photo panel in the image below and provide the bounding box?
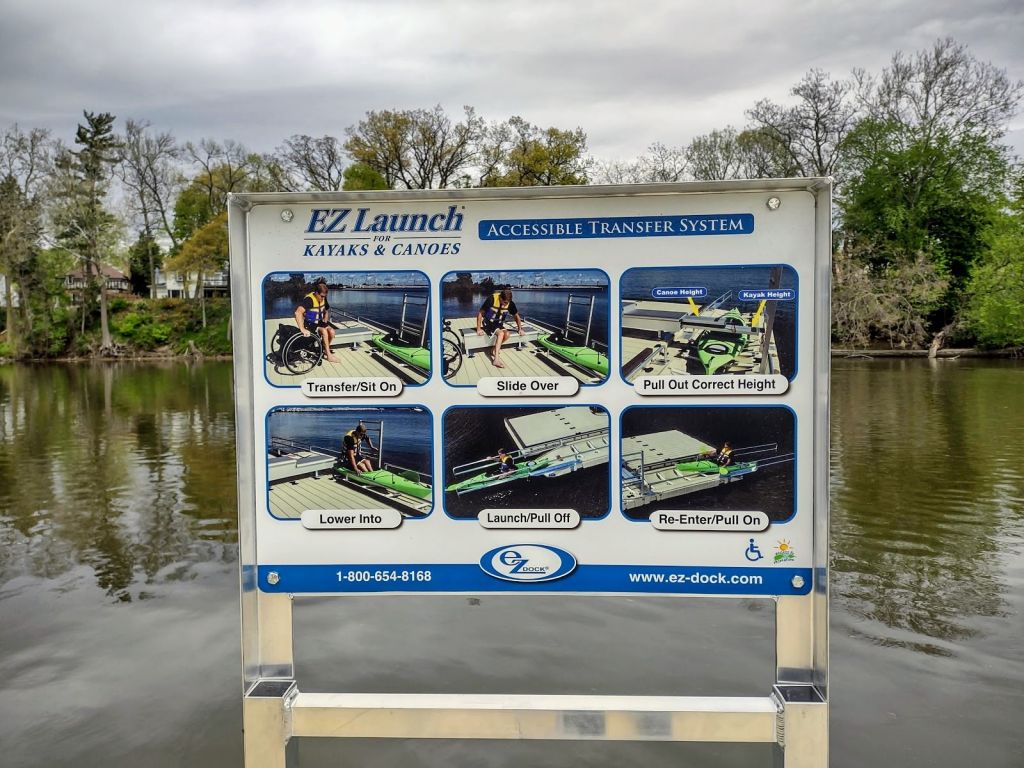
[440,269,610,387]
[263,271,431,387]
[620,405,795,527]
[621,265,797,384]
[443,405,611,523]
[267,405,434,524]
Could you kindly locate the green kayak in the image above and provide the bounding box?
[537,334,609,377]
[696,310,749,375]
[337,467,432,499]
[372,334,431,372]
[675,459,756,476]
[446,459,550,493]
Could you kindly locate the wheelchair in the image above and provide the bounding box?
[271,324,325,374]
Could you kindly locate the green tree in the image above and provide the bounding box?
[171,179,215,247]
[686,126,799,181]
[342,162,389,191]
[0,175,42,354]
[838,39,1021,343]
[477,116,590,187]
[0,124,52,355]
[165,211,227,327]
[127,233,162,296]
[345,105,483,189]
[51,111,122,351]
[965,172,1024,347]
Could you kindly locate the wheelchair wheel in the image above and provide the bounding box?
[282,332,324,375]
[442,335,463,379]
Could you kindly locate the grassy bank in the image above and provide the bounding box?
[102,296,233,357]
[0,297,233,360]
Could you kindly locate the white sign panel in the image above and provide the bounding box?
[229,181,829,597]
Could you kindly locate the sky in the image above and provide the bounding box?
[2,0,1022,164]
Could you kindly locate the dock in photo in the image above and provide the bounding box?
[264,312,429,386]
[268,423,432,518]
[622,429,759,510]
[443,291,609,385]
[447,407,609,496]
[621,292,782,382]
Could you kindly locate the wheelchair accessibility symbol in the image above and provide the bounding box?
[745,539,764,562]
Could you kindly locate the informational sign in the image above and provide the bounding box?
[228,181,830,597]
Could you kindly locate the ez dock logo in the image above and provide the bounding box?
[480,544,577,583]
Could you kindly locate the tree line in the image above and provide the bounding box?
[1,37,1021,358]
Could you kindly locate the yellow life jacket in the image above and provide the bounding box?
[484,291,510,322]
[344,429,363,452]
[303,291,327,325]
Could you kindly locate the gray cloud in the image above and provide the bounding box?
[0,0,1020,161]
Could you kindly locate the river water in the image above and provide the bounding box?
[1,359,1022,767]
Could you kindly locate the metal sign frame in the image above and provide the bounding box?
[229,179,830,766]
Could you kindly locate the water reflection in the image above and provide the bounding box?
[1,359,1023,767]
[831,359,1024,653]
[0,362,238,602]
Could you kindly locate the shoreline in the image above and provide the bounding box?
[831,347,1021,359]
[1,348,1021,365]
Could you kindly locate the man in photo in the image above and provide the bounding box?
[343,423,375,473]
[715,441,735,467]
[495,448,516,475]
[294,277,339,363]
[476,284,523,368]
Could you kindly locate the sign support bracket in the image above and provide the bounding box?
[239,591,826,766]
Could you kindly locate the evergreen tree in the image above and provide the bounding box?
[52,111,121,351]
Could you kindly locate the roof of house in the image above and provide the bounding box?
[66,264,129,280]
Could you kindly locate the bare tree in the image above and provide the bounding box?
[747,68,857,183]
[273,134,347,191]
[595,142,689,185]
[857,37,1022,148]
[686,128,745,180]
[117,119,183,295]
[184,138,255,215]
[1,124,54,198]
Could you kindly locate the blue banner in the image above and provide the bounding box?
[478,214,755,241]
[258,563,811,596]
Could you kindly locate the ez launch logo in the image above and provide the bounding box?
[306,206,464,234]
[480,544,577,583]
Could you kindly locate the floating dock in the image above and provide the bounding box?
[444,293,608,385]
[448,407,609,495]
[263,317,429,386]
[620,429,754,510]
[621,299,781,382]
[444,317,605,385]
[269,473,395,519]
[505,407,610,471]
[267,430,432,517]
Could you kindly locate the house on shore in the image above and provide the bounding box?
[64,265,131,304]
[153,269,230,299]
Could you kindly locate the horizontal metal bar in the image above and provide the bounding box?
[289,692,778,743]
